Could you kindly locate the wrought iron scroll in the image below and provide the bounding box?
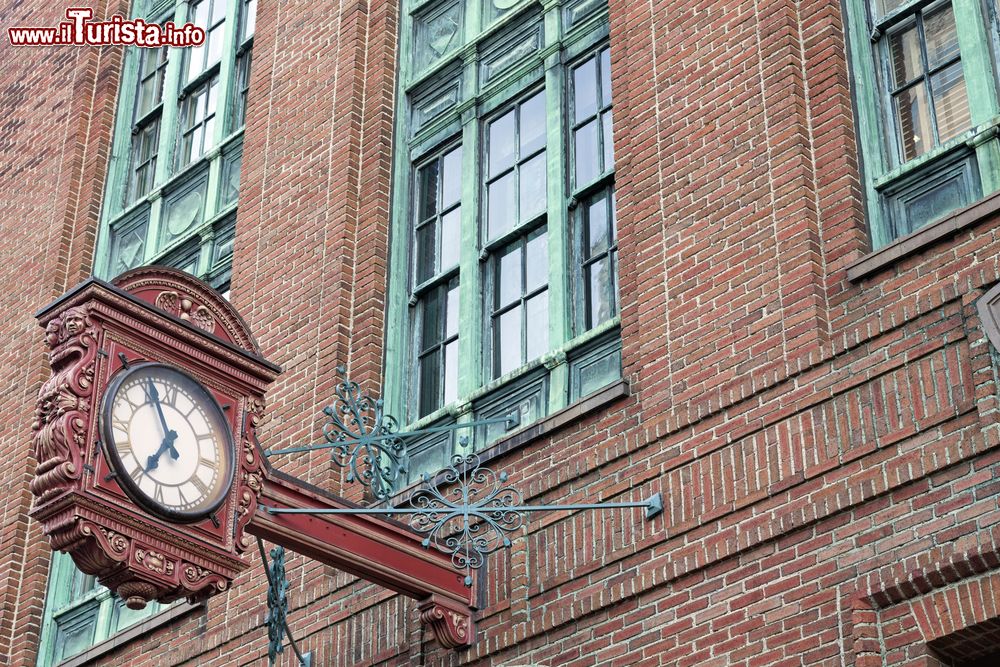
[408,451,523,586]
[322,367,407,501]
[258,539,311,666]
[265,366,520,502]
[261,368,663,585]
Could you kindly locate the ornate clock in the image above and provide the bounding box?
[31,267,280,609]
[31,267,478,646]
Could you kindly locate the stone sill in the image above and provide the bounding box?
[57,601,202,667]
[846,188,1000,282]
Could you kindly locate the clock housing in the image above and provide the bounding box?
[31,267,280,609]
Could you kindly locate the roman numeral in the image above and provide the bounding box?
[129,462,143,482]
[112,416,130,435]
[154,485,165,504]
[191,476,209,496]
[199,456,218,471]
[161,384,178,406]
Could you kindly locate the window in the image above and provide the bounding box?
[39,0,255,663]
[36,554,166,666]
[94,0,255,292]
[845,0,1000,247]
[386,0,622,482]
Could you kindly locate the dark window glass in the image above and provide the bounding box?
[177,77,219,168]
[883,3,970,163]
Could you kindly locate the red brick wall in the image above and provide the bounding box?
[0,0,127,663]
[3,0,1000,664]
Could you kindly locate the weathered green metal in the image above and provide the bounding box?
[264,367,519,500]
[263,370,661,586]
[258,540,311,667]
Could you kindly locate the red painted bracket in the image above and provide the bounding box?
[248,469,477,649]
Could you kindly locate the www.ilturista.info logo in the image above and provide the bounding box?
[8,8,205,47]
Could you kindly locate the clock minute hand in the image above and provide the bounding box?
[147,380,170,435]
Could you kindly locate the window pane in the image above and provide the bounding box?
[488,111,516,177]
[924,6,959,68]
[446,283,459,337]
[131,121,159,201]
[525,231,547,293]
[519,153,547,220]
[600,48,612,108]
[497,245,521,307]
[520,91,546,156]
[525,292,548,362]
[496,307,522,376]
[222,152,242,204]
[422,288,442,348]
[894,83,932,161]
[588,256,612,326]
[419,350,442,416]
[602,112,614,170]
[889,25,921,88]
[440,207,460,270]
[575,119,599,185]
[574,58,598,122]
[441,146,462,208]
[418,161,439,221]
[878,0,908,15]
[244,0,257,38]
[930,62,970,143]
[488,172,516,239]
[416,224,435,283]
[587,195,609,256]
[136,48,166,118]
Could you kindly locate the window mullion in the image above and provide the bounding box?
[211,0,243,144]
[543,50,570,412]
[94,47,144,273]
[952,0,1000,196]
[36,553,77,667]
[952,0,999,124]
[152,5,187,186]
[92,589,116,647]
[457,113,482,398]
[846,1,892,247]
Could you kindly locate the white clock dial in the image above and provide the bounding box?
[102,362,235,521]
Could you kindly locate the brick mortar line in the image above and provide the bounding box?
[517,316,969,529]
[479,407,985,658]
[636,295,971,456]
[528,401,977,597]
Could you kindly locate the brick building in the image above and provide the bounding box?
[3,0,1000,664]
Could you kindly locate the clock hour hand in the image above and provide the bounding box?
[147,430,178,471]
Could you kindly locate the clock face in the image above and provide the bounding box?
[101,362,235,522]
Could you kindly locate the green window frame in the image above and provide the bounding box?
[386,0,622,483]
[36,555,167,667]
[94,0,254,292]
[39,0,255,663]
[845,0,1000,247]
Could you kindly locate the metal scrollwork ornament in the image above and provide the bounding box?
[409,449,524,586]
[322,367,407,501]
[264,545,289,665]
